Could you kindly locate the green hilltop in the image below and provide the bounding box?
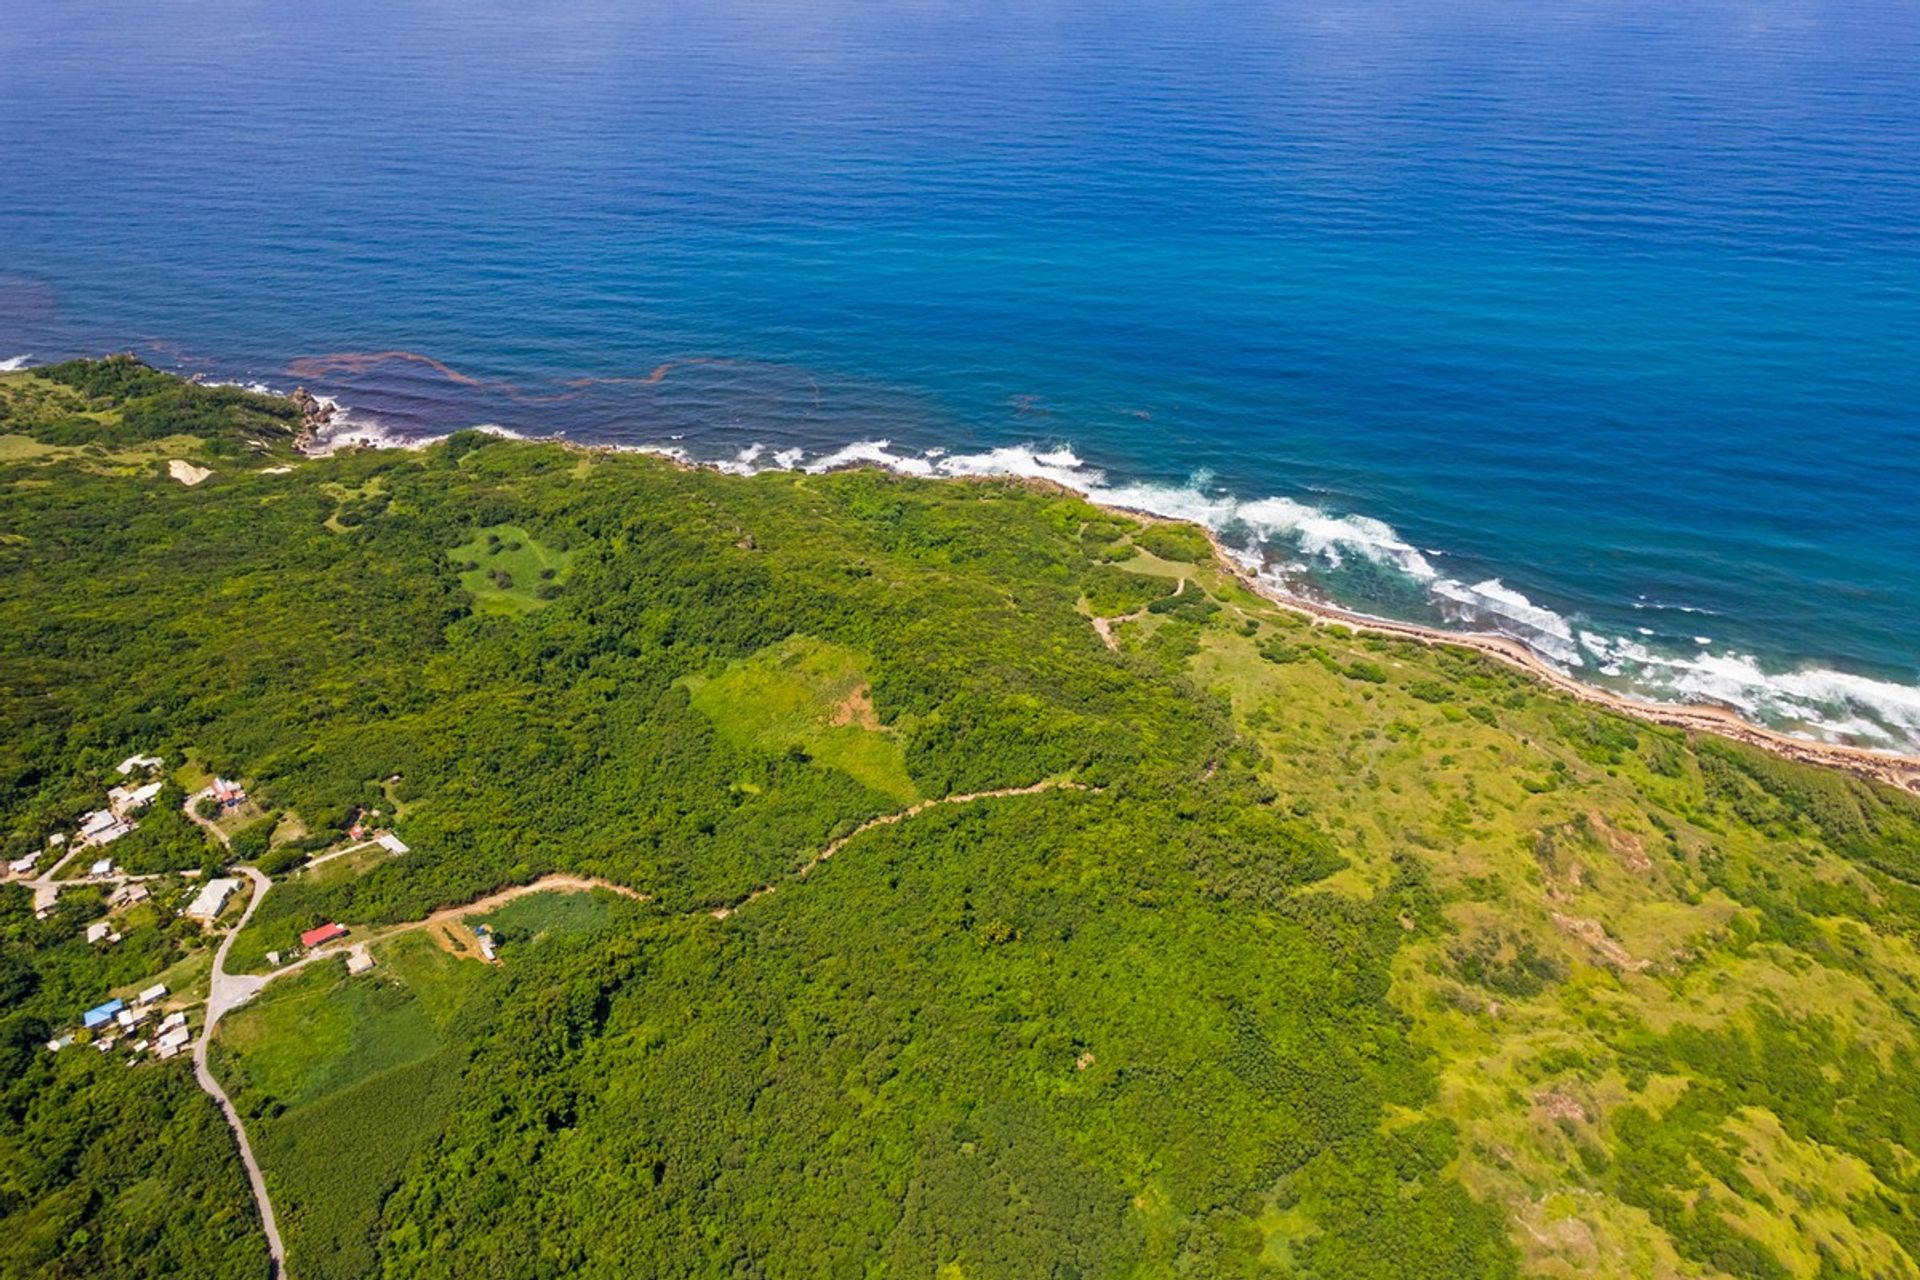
[3,360,1919,1280]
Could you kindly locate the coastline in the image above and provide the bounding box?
[291,413,1920,797]
[1190,529,1920,797]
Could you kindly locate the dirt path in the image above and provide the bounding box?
[193,866,287,1279]
[1089,577,1185,652]
[190,788,1083,1272]
[711,777,1090,918]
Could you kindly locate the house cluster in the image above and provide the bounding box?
[209,777,247,810]
[48,983,187,1060]
[73,753,170,851]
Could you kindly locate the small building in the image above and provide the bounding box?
[301,922,349,949]
[211,777,247,808]
[82,998,126,1030]
[45,1034,73,1053]
[115,1006,151,1030]
[475,924,498,963]
[115,753,164,776]
[79,810,119,840]
[48,833,65,847]
[136,983,167,1006]
[376,833,410,855]
[265,949,282,967]
[346,944,375,975]
[85,921,118,946]
[7,851,40,875]
[157,1011,187,1034]
[183,877,242,922]
[107,780,163,817]
[88,857,115,878]
[109,882,150,909]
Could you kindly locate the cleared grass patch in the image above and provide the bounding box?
[447,522,575,614]
[683,634,918,803]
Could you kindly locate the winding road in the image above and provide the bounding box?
[193,866,287,1279]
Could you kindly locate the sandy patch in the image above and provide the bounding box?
[168,459,212,486]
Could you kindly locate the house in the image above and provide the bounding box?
[80,810,133,848]
[377,833,410,855]
[115,1006,152,1030]
[210,777,246,808]
[157,1011,187,1034]
[7,851,40,876]
[82,998,126,1030]
[183,877,241,922]
[346,944,375,975]
[109,882,150,909]
[115,753,164,776]
[301,922,349,949]
[84,921,118,946]
[107,780,163,817]
[265,950,281,967]
[88,857,115,878]
[136,983,167,1006]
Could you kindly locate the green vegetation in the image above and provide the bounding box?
[211,932,486,1280]
[4,361,1920,1279]
[0,882,264,1279]
[683,633,919,802]
[1132,520,1213,563]
[446,521,576,614]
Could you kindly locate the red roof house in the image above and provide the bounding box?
[300,922,349,949]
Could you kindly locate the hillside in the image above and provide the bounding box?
[3,361,1918,1280]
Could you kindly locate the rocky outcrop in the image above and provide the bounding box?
[290,387,336,452]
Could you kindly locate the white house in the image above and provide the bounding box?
[377,833,410,855]
[107,781,163,817]
[183,877,241,921]
[115,753,164,776]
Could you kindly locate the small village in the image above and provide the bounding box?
[3,751,392,1069]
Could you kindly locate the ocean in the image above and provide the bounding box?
[2,0,1916,750]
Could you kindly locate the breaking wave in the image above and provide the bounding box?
[0,355,31,372]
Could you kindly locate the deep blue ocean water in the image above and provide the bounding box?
[3,0,1917,747]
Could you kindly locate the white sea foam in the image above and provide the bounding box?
[1432,578,1583,666]
[801,439,935,476]
[1,354,33,372]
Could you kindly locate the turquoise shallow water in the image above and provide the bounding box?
[1,0,1917,747]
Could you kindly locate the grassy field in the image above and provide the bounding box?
[476,886,617,952]
[210,931,489,1280]
[447,521,576,614]
[683,633,919,803]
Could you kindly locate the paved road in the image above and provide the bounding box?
[192,866,288,1279]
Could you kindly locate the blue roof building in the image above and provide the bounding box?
[82,998,125,1030]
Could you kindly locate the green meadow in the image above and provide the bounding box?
[683,633,920,803]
